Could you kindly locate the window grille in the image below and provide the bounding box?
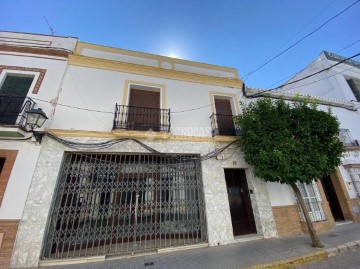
[296,182,326,222]
[348,168,360,201]
[41,153,207,260]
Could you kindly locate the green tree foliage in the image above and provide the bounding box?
[234,97,343,184]
[234,96,344,247]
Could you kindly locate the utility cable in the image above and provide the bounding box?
[247,52,360,98]
[242,0,360,82]
[267,38,360,88]
[45,132,238,162]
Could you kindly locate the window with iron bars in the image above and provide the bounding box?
[347,168,360,201]
[296,181,326,222]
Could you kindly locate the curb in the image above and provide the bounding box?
[244,251,328,269]
[244,240,360,269]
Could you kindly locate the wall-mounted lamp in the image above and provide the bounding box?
[25,108,48,143]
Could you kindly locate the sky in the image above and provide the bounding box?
[1,0,359,88]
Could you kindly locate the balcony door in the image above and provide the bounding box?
[127,89,160,131]
[215,99,236,136]
[0,74,34,125]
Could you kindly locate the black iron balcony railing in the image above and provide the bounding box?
[339,129,359,147]
[210,113,241,137]
[0,95,35,128]
[113,104,171,132]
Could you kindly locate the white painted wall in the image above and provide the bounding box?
[50,65,242,136]
[266,182,296,206]
[0,141,41,219]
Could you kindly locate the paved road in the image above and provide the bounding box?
[296,249,360,269]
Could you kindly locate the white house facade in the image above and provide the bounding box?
[5,35,359,268]
[9,40,278,268]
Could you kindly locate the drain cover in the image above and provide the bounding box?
[145,262,154,266]
[328,234,339,237]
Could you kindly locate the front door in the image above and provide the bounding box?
[225,169,256,236]
[320,176,345,221]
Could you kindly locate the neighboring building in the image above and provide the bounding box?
[245,50,360,236]
[0,31,77,268]
[10,40,277,268]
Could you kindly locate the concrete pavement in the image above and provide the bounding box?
[38,222,360,269]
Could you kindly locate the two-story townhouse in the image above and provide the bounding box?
[278,51,360,227]
[11,41,278,268]
[245,62,360,237]
[0,31,77,268]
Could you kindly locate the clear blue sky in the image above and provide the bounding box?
[2,0,359,88]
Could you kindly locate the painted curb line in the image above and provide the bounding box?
[244,251,327,269]
[244,240,360,269]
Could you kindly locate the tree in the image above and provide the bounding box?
[234,96,344,247]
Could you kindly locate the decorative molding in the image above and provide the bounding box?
[343,163,360,169]
[75,42,239,78]
[208,90,241,115]
[47,129,238,142]
[69,54,244,88]
[0,44,69,57]
[0,65,46,94]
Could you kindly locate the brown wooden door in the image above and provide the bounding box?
[214,99,235,135]
[225,169,256,236]
[128,89,160,131]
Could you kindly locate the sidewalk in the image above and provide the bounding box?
[39,222,360,269]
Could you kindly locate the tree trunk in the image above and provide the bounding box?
[290,182,324,248]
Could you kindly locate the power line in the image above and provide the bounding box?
[277,65,355,92]
[247,52,360,97]
[32,97,114,114]
[46,132,238,161]
[266,38,360,88]
[21,53,359,116]
[242,0,360,82]
[259,0,336,73]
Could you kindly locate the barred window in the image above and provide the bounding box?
[296,181,326,222]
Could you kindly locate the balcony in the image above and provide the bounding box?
[113,104,171,132]
[0,95,35,129]
[210,113,241,137]
[339,129,359,148]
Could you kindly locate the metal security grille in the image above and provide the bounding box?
[42,153,206,260]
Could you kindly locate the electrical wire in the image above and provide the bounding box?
[266,38,360,88]
[45,132,238,162]
[247,52,360,98]
[242,0,360,82]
